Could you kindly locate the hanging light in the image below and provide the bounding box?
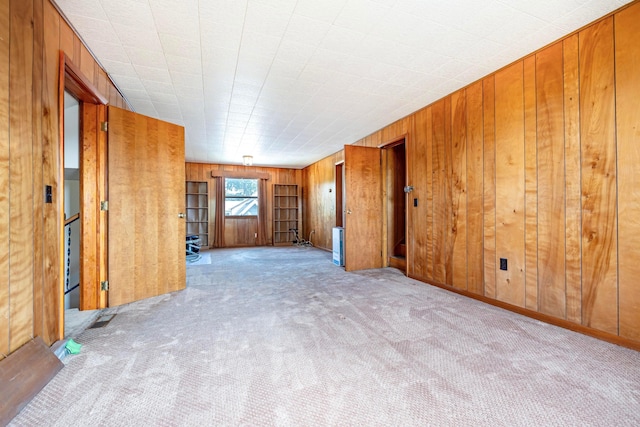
[242,155,253,166]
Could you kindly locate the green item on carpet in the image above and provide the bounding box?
[65,339,82,354]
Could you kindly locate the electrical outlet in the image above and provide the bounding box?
[500,258,508,271]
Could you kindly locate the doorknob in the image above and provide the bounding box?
[347,209,352,214]
[178,212,185,218]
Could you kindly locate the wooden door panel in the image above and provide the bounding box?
[108,107,185,306]
[344,145,382,272]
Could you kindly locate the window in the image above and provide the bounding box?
[225,178,258,216]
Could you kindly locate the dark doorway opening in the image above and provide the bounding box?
[384,140,406,272]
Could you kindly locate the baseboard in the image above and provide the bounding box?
[408,273,640,352]
[388,256,406,271]
[0,337,64,425]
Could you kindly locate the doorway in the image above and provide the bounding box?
[59,53,109,339]
[63,90,81,311]
[335,162,345,227]
[383,140,407,272]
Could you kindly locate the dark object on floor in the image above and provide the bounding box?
[186,235,201,262]
[89,314,116,329]
[186,235,200,255]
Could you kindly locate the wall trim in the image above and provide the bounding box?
[408,273,640,352]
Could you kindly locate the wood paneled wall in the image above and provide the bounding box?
[301,152,343,251]
[0,0,129,358]
[302,1,640,346]
[185,163,303,247]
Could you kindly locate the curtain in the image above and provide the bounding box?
[256,178,268,246]
[213,176,225,248]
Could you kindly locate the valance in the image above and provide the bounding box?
[210,170,270,180]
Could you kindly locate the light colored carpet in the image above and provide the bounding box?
[64,308,102,339]
[10,247,640,426]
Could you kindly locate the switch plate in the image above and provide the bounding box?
[500,258,507,271]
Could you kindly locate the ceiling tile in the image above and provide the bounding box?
[294,0,349,23]
[54,0,631,168]
[113,23,163,50]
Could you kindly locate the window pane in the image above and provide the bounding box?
[225,198,258,216]
[225,178,257,197]
[225,178,258,216]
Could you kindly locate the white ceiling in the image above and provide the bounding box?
[53,0,631,169]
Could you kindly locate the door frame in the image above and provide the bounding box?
[58,52,108,336]
[379,135,408,271]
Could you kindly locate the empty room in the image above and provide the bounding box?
[1,0,639,425]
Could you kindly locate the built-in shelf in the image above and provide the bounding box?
[185,181,208,247]
[273,184,298,245]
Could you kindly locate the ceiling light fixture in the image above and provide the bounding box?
[242,155,253,166]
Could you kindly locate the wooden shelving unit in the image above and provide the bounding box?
[185,181,208,247]
[273,184,299,245]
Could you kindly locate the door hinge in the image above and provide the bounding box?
[100,201,109,211]
[101,121,108,132]
[101,281,109,291]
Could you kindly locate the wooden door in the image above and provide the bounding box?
[107,107,185,306]
[344,145,382,272]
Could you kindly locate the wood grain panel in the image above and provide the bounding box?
[614,2,640,340]
[425,108,434,280]
[494,62,526,308]
[137,117,158,299]
[108,107,136,306]
[160,120,185,295]
[466,81,484,295]
[96,68,108,101]
[80,104,99,309]
[382,121,401,143]
[563,33,582,324]
[0,0,9,357]
[344,145,382,272]
[536,42,567,318]
[579,18,618,334]
[42,0,61,343]
[58,18,73,59]
[450,90,467,290]
[9,0,34,352]
[79,43,94,85]
[523,55,538,311]
[224,218,258,247]
[483,76,497,299]
[408,108,429,279]
[443,97,453,286]
[32,0,44,339]
[431,100,446,284]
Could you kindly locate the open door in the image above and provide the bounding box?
[107,106,186,306]
[344,145,383,272]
